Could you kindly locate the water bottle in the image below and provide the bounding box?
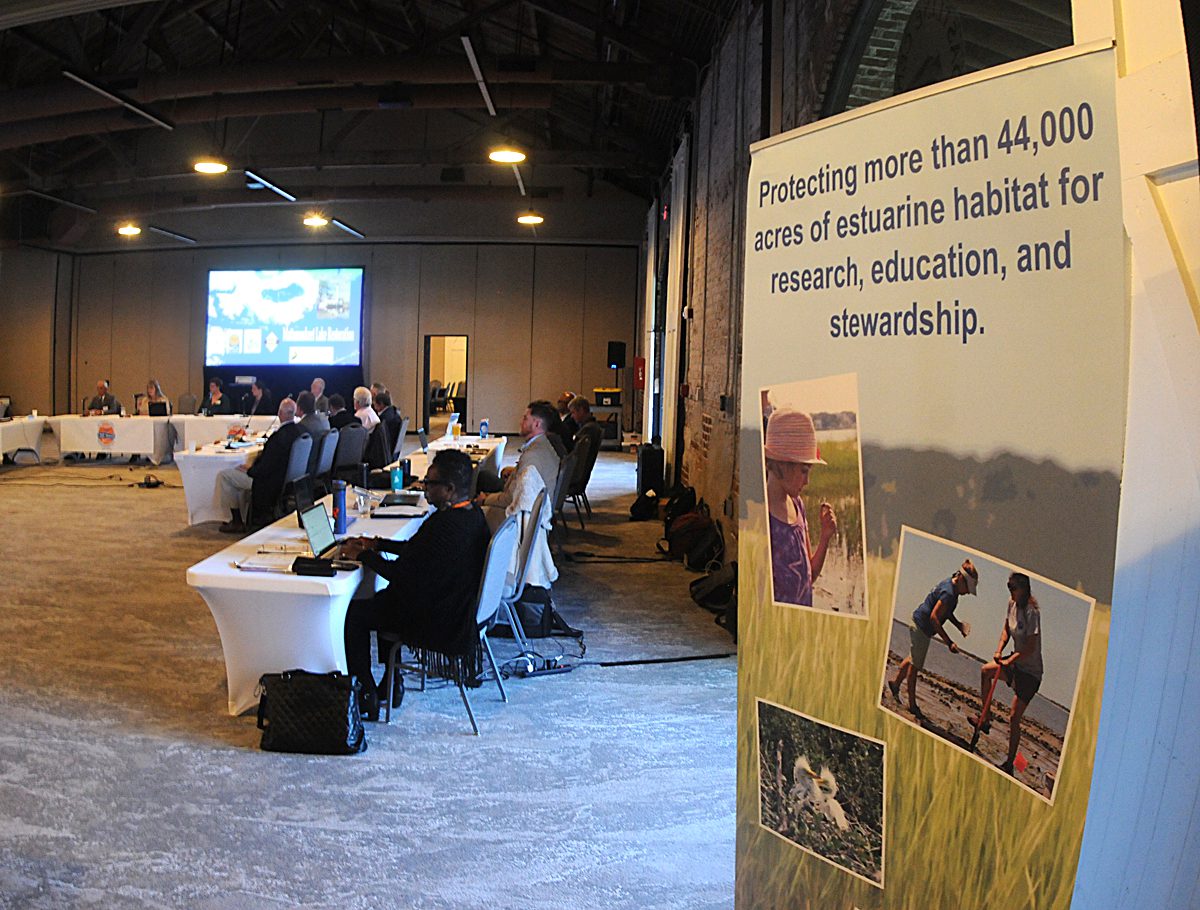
[390,465,403,491]
[332,480,348,534]
[479,417,489,439]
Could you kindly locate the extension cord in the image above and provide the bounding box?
[524,665,573,677]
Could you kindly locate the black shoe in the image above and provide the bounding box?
[378,674,404,709]
[219,520,245,534]
[359,687,380,722]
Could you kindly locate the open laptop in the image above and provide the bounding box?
[298,502,357,565]
[417,428,429,453]
[148,401,169,416]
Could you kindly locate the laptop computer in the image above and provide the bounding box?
[293,475,315,526]
[148,401,169,416]
[417,428,429,453]
[298,502,356,564]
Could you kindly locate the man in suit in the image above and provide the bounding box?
[85,379,121,415]
[309,377,329,414]
[296,391,330,475]
[373,390,404,457]
[216,397,302,533]
[327,393,360,430]
[478,400,561,512]
[569,396,603,457]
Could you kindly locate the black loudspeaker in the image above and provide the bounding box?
[607,341,626,370]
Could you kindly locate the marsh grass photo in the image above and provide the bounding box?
[757,700,885,887]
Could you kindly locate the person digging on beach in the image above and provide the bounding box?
[888,559,978,720]
[764,409,837,608]
[970,572,1042,775]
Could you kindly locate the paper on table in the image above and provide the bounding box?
[235,554,296,572]
[372,505,429,518]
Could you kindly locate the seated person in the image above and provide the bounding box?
[296,391,330,474]
[309,377,329,414]
[374,390,404,451]
[136,378,172,415]
[480,401,561,511]
[557,391,579,452]
[85,379,121,415]
[245,381,274,416]
[568,396,603,456]
[341,450,491,719]
[216,398,302,532]
[199,377,234,415]
[327,393,360,430]
[353,385,380,430]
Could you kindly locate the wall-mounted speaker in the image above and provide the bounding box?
[607,341,626,370]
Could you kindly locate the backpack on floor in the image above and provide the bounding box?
[662,485,697,535]
[683,519,724,572]
[690,561,737,611]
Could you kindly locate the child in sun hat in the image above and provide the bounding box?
[764,409,838,607]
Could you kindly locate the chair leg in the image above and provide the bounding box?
[500,600,530,654]
[381,639,403,724]
[571,495,585,529]
[582,492,592,518]
[458,681,480,735]
[481,633,508,703]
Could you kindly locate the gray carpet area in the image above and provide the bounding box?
[0,442,736,909]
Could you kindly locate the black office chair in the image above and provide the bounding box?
[275,432,313,519]
[312,427,340,497]
[567,424,603,527]
[332,424,370,488]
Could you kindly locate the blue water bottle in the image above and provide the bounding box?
[390,465,403,491]
[479,417,489,439]
[332,480,348,534]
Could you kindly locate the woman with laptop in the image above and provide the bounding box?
[136,378,172,415]
[340,449,491,721]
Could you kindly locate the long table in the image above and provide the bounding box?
[400,434,507,480]
[171,414,277,452]
[0,418,46,461]
[186,495,429,715]
[175,442,264,525]
[48,414,173,464]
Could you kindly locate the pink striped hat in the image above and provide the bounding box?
[765,409,826,464]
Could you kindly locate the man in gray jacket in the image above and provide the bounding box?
[478,400,561,511]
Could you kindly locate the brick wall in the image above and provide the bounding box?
[677,0,858,547]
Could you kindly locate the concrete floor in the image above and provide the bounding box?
[0,441,736,909]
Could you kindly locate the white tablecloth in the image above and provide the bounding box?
[400,434,507,480]
[0,418,45,460]
[48,415,173,464]
[186,496,429,715]
[170,414,277,452]
[175,443,263,525]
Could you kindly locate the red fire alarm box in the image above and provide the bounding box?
[633,356,646,390]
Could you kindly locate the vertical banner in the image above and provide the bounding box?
[737,48,1124,909]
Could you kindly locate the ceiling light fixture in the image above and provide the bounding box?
[517,211,544,226]
[244,169,298,202]
[303,213,329,227]
[62,69,174,131]
[117,223,142,236]
[461,35,497,117]
[194,158,228,175]
[489,147,526,164]
[331,218,365,239]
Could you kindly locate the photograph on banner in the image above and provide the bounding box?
[757,699,886,887]
[879,526,1094,802]
[761,373,868,617]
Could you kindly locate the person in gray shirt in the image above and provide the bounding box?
[478,400,561,512]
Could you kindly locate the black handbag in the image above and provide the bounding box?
[256,669,368,755]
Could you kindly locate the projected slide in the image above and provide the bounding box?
[205,268,363,366]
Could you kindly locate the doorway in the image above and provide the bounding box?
[422,334,468,435]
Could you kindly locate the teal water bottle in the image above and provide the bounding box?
[390,465,403,491]
[479,417,489,439]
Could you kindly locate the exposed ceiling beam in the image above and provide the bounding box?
[523,0,698,66]
[0,84,556,151]
[0,1,158,31]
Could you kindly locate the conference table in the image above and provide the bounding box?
[48,414,173,464]
[171,414,277,452]
[175,441,265,525]
[0,417,46,461]
[187,494,429,715]
[399,434,507,481]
